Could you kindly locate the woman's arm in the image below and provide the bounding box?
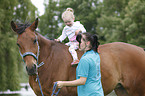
[57,77,87,88]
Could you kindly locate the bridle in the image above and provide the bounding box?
[19,34,44,96]
[19,34,44,68]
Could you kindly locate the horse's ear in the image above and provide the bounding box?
[11,21,18,32]
[30,18,39,31]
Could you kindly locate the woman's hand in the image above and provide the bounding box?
[75,29,82,35]
[57,81,64,88]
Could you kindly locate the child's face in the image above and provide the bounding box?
[63,18,74,27]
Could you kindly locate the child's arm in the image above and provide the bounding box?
[55,29,67,42]
[54,39,60,42]
[75,22,86,35]
[79,24,86,33]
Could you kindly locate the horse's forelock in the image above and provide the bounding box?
[16,23,31,34]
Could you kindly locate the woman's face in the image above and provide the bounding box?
[79,35,91,52]
[79,35,87,51]
[63,18,74,27]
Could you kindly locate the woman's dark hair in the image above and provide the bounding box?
[76,32,100,52]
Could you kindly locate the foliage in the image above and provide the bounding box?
[0,36,7,90]
[96,0,145,47]
[0,0,37,91]
[124,0,145,47]
[5,37,20,90]
[38,0,60,39]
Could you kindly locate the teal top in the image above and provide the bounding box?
[76,50,104,96]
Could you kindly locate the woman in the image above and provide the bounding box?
[56,32,104,96]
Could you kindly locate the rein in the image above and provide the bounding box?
[36,73,44,96]
[51,82,61,96]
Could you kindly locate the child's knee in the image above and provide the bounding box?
[69,46,75,52]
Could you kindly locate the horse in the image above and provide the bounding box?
[11,18,145,96]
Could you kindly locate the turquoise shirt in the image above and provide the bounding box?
[76,50,104,96]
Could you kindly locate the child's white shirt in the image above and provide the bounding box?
[58,21,86,42]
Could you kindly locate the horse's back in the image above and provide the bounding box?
[99,42,145,95]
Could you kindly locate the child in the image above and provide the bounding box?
[55,8,86,66]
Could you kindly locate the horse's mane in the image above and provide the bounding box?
[16,22,31,34]
[15,22,65,46]
[36,32,65,46]
[15,20,65,45]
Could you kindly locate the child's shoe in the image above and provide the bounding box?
[71,59,79,66]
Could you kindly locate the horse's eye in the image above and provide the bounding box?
[17,43,21,48]
[34,39,37,44]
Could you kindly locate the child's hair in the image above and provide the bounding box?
[62,8,74,20]
[76,32,100,52]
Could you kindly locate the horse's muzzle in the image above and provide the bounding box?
[26,64,37,75]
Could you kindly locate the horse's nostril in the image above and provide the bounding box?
[33,64,37,69]
[26,64,37,75]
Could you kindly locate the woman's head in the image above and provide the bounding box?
[76,32,100,52]
[62,8,75,27]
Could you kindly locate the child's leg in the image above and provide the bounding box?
[69,45,78,61]
[68,42,79,65]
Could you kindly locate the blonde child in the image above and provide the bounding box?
[55,8,86,66]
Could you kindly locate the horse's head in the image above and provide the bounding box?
[11,18,39,75]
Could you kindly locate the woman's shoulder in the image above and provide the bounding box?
[84,50,99,58]
[81,52,93,60]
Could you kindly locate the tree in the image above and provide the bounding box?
[39,0,60,39]
[124,0,145,47]
[96,0,145,47]
[0,36,7,90]
[0,0,37,91]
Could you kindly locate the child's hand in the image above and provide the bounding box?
[75,29,82,35]
[55,39,60,42]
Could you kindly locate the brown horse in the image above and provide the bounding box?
[11,18,145,96]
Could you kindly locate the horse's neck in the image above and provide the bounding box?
[38,34,52,63]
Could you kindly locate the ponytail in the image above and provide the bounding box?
[91,35,100,52]
[66,8,74,13]
[62,8,74,20]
